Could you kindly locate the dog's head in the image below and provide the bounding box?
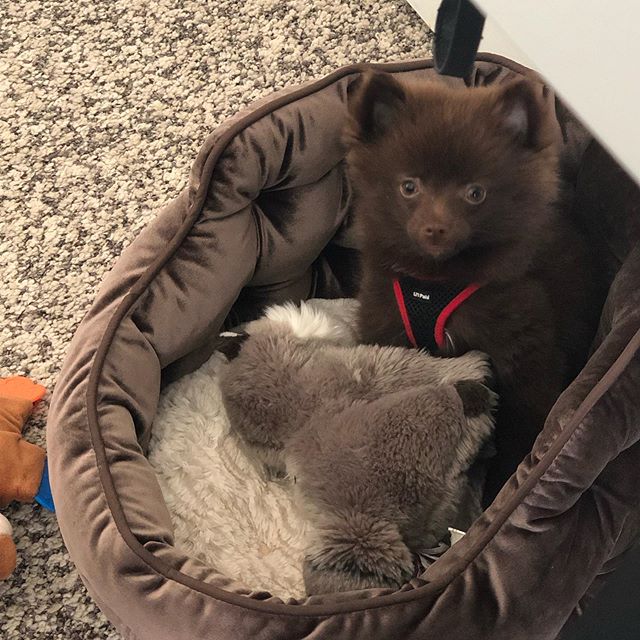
[345,72,560,283]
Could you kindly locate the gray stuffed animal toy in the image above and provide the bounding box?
[218,299,496,595]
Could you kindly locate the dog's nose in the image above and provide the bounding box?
[424,225,446,238]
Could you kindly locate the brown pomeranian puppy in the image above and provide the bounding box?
[345,72,601,501]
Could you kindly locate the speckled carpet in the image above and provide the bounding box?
[0,1,432,637]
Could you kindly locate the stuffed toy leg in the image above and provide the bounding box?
[0,376,49,580]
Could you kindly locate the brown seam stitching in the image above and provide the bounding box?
[79,53,622,618]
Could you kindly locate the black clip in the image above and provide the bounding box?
[434,0,486,78]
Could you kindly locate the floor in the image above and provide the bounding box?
[0,1,432,637]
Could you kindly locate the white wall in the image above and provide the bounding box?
[407,0,640,184]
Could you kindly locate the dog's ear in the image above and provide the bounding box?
[493,79,552,150]
[348,71,406,143]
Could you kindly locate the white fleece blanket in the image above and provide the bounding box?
[149,348,311,598]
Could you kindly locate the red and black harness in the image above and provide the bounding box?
[392,276,482,353]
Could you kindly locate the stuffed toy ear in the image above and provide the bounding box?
[449,381,497,470]
[453,380,496,418]
[215,332,249,361]
[494,79,550,150]
[348,71,406,143]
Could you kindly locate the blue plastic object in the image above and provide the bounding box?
[34,457,55,512]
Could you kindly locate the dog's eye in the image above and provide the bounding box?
[464,184,486,204]
[400,179,419,198]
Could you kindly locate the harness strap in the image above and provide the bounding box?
[392,276,482,352]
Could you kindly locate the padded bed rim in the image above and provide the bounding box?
[83,52,640,615]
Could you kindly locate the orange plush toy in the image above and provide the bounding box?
[0,376,47,580]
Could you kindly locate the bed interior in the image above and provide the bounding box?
[147,68,640,602]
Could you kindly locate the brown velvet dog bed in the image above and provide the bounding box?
[47,54,640,640]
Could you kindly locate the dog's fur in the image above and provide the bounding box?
[345,73,601,500]
[219,300,496,594]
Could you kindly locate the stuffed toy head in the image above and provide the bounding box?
[219,299,496,595]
